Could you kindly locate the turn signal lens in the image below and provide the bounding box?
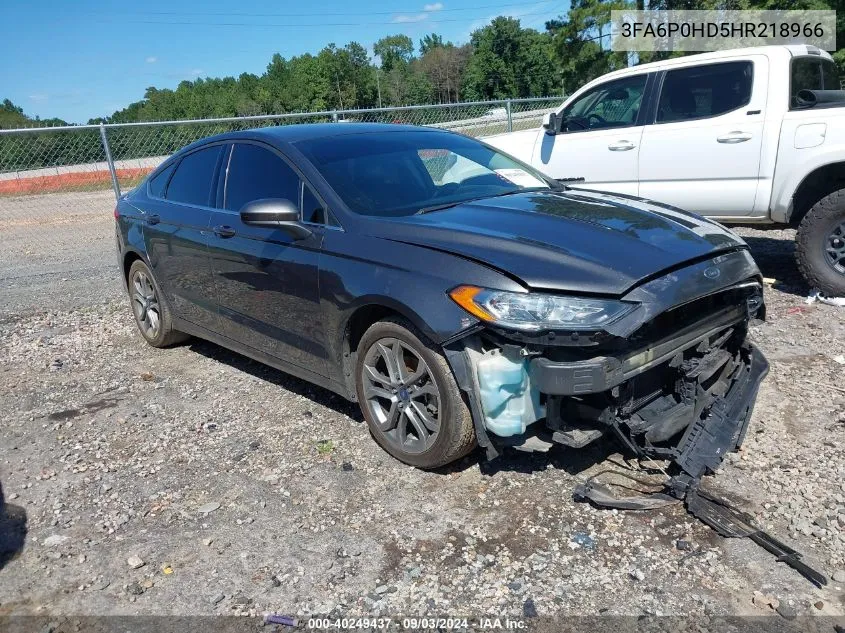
[449,285,495,321]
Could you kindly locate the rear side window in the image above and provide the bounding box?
[148,162,175,198]
[225,143,299,212]
[791,57,841,108]
[165,146,222,206]
[656,61,753,123]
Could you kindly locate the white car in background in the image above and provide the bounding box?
[484,45,845,296]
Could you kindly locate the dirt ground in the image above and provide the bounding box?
[1,217,844,626]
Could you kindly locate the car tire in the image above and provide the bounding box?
[127,260,189,348]
[796,189,845,296]
[355,318,476,469]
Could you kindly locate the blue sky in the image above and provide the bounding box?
[0,0,562,124]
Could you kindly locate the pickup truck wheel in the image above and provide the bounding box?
[796,189,845,297]
[355,318,476,469]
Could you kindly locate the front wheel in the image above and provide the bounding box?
[354,318,476,469]
[796,189,845,297]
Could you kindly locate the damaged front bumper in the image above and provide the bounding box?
[445,274,769,480]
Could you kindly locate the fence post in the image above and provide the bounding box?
[332,111,339,123]
[99,123,121,201]
[505,99,513,133]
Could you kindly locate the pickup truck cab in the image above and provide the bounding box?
[484,45,845,296]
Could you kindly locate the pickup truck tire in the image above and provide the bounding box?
[796,189,845,297]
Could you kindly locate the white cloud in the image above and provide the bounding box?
[392,12,429,23]
[145,56,158,63]
[29,94,48,102]
[422,2,443,11]
[190,68,204,76]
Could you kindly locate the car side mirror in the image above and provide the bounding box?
[239,198,312,240]
[542,112,562,135]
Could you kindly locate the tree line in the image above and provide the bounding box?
[3,0,844,130]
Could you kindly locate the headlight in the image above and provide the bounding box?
[449,285,636,331]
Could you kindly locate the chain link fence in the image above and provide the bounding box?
[0,97,560,310]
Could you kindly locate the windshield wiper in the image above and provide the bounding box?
[414,187,549,215]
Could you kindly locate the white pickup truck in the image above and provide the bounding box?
[485,45,845,296]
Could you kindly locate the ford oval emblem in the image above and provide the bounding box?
[704,266,721,280]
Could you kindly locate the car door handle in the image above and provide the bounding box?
[213,225,236,238]
[717,131,753,144]
[145,213,160,225]
[608,141,636,151]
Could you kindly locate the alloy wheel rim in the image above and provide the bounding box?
[825,221,845,275]
[131,270,161,338]
[361,337,441,455]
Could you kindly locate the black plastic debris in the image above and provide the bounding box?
[684,485,827,588]
[574,470,828,588]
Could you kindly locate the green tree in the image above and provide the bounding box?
[419,33,445,55]
[549,0,632,94]
[374,34,415,72]
[462,17,559,99]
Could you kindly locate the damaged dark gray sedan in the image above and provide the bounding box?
[116,123,768,474]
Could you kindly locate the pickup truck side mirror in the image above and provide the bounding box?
[240,198,312,240]
[542,112,563,135]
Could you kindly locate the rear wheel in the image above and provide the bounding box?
[796,189,845,296]
[355,318,476,469]
[127,260,188,347]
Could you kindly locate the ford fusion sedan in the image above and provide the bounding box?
[115,123,768,473]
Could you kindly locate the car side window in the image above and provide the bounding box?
[148,162,176,198]
[225,143,299,212]
[656,61,752,124]
[561,74,647,132]
[301,182,337,226]
[165,146,222,206]
[790,57,841,109]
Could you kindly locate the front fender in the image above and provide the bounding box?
[771,145,845,224]
[318,231,524,391]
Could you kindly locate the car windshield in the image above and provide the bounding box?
[295,130,553,217]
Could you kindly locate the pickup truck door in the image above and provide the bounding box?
[638,57,768,217]
[533,73,651,195]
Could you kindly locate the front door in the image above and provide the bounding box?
[534,72,650,195]
[208,141,328,376]
[637,57,766,217]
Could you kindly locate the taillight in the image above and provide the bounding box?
[114,206,120,219]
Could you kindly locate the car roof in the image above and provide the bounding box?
[176,122,446,156]
[590,44,832,83]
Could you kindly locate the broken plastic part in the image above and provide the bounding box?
[475,348,544,437]
[574,471,828,588]
[684,486,828,589]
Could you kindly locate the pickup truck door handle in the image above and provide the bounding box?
[145,213,160,225]
[608,140,636,151]
[717,131,753,144]
[213,225,236,238]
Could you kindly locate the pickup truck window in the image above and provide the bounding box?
[560,74,647,133]
[656,61,752,124]
[790,57,841,109]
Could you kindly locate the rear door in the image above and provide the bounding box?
[638,57,766,217]
[208,141,329,376]
[533,73,651,195]
[141,144,223,329]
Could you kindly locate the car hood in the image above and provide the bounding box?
[363,189,749,295]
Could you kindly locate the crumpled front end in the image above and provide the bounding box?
[446,249,769,478]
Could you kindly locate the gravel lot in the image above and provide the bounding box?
[1,209,844,624]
